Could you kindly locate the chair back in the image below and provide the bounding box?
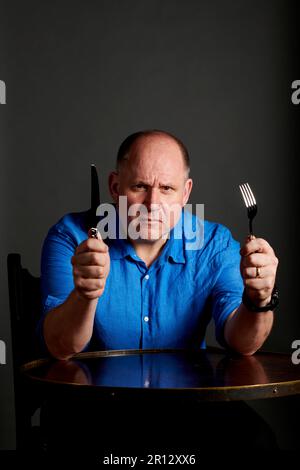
[7,253,41,367]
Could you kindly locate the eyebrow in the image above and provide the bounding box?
[132,180,176,187]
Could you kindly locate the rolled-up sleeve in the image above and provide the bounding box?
[36,224,77,353]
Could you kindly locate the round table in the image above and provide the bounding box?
[21,348,300,402]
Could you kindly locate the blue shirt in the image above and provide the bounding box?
[38,209,243,353]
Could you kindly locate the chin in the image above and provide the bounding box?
[139,230,162,241]
[127,219,171,242]
[139,226,170,242]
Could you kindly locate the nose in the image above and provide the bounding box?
[144,187,161,211]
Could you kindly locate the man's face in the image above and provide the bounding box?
[109,135,193,242]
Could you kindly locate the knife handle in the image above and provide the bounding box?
[88,227,99,239]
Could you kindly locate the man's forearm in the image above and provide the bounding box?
[224,303,274,355]
[43,290,98,360]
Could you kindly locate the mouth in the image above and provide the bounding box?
[139,218,162,223]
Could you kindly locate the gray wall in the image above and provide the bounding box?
[0,0,299,450]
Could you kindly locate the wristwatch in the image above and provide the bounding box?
[242,285,279,312]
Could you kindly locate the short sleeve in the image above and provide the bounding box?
[211,230,243,348]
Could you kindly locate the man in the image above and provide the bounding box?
[38,129,278,360]
[38,130,279,453]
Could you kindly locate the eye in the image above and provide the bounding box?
[132,184,147,191]
[161,186,173,192]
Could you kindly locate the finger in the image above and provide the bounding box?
[240,238,274,257]
[241,266,275,280]
[76,277,105,292]
[72,252,107,267]
[76,238,109,255]
[243,277,275,291]
[241,253,275,268]
[73,265,106,279]
[77,289,104,301]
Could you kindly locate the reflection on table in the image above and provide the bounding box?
[22,349,300,401]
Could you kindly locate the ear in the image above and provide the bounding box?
[108,171,120,203]
[182,178,193,206]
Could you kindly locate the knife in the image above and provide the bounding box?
[88,164,100,239]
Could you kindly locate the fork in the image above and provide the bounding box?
[239,182,258,238]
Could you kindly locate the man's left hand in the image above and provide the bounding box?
[240,237,279,308]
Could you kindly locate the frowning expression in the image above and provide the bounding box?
[109,134,193,241]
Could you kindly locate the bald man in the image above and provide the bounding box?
[38,130,278,360]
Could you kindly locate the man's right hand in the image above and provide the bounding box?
[71,232,110,300]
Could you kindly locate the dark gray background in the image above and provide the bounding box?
[0,0,299,450]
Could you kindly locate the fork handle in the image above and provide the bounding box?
[249,219,254,238]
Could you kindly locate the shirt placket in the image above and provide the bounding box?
[140,268,152,349]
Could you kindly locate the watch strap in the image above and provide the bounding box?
[242,285,279,312]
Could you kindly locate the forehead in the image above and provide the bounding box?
[123,135,186,180]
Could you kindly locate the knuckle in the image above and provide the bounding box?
[96,267,103,277]
[91,279,100,290]
[99,254,108,267]
[265,279,274,290]
[75,277,84,289]
[243,267,249,278]
[248,254,256,265]
[91,253,99,265]
[100,267,107,278]
[260,238,270,248]
[86,239,95,251]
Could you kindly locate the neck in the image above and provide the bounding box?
[130,237,168,267]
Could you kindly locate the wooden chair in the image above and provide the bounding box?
[7,253,45,450]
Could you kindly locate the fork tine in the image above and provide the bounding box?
[243,184,253,207]
[245,183,256,206]
[243,183,255,208]
[239,184,251,208]
[239,182,257,237]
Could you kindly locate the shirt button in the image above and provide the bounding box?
[144,316,149,322]
[144,274,150,280]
